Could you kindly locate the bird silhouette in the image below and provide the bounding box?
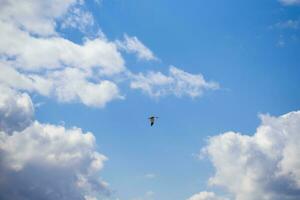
[148,116,158,126]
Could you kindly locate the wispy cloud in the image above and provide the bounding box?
[61,7,95,33]
[144,173,156,179]
[272,19,299,29]
[277,35,286,47]
[117,34,158,61]
[279,0,300,6]
[130,66,219,98]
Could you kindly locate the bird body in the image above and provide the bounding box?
[148,116,158,126]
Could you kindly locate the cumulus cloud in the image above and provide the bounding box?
[0,0,78,36]
[49,67,123,107]
[0,0,126,107]
[0,121,108,200]
[0,0,124,74]
[279,0,300,5]
[0,0,218,108]
[187,191,228,200]
[0,61,123,107]
[130,66,219,98]
[0,21,125,74]
[0,86,109,200]
[0,85,34,134]
[0,61,52,96]
[200,111,300,200]
[117,34,157,61]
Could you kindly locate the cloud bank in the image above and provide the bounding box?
[0,0,218,107]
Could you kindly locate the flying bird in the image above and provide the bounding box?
[148,116,158,126]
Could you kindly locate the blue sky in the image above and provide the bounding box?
[0,0,300,200]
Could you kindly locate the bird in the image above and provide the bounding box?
[148,116,158,126]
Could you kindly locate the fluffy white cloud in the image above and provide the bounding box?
[279,0,300,5]
[130,66,219,98]
[0,0,78,36]
[0,21,125,74]
[0,0,125,74]
[117,34,157,61]
[0,61,52,96]
[0,0,126,107]
[0,0,218,108]
[0,85,34,134]
[49,68,123,107]
[0,121,108,200]
[201,111,300,200]
[0,61,123,107]
[0,87,109,200]
[0,0,126,108]
[187,191,228,200]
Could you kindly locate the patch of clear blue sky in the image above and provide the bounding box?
[35,0,300,199]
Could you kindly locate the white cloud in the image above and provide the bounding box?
[61,6,96,34]
[0,85,34,134]
[0,61,53,96]
[187,191,228,200]
[0,61,123,107]
[0,121,109,200]
[201,111,300,200]
[49,68,123,107]
[0,0,78,36]
[0,0,126,107]
[0,0,218,108]
[0,0,127,108]
[0,0,125,74]
[117,34,157,61]
[0,21,125,74]
[130,66,219,98]
[279,0,300,5]
[0,87,109,200]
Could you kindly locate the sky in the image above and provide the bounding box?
[0,0,300,200]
